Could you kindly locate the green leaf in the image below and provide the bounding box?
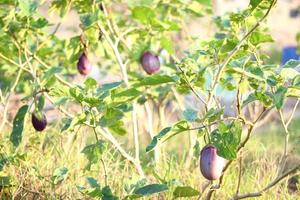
[51,167,68,185]
[108,121,127,136]
[146,121,190,152]
[86,177,100,188]
[42,67,63,82]
[272,86,287,109]
[160,36,174,55]
[102,186,119,200]
[173,186,200,198]
[80,12,100,29]
[220,38,238,53]
[112,88,142,103]
[84,77,98,89]
[132,6,155,24]
[249,0,263,10]
[0,176,11,187]
[10,105,29,148]
[249,31,273,46]
[37,95,45,112]
[133,184,168,196]
[99,108,124,127]
[18,0,38,16]
[204,108,224,123]
[183,108,198,122]
[282,59,300,68]
[146,127,172,152]
[81,140,107,170]
[211,120,242,160]
[134,75,175,87]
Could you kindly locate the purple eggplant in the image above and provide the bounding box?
[200,145,225,180]
[32,112,47,132]
[77,52,92,75]
[140,51,160,75]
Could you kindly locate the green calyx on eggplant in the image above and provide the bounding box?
[200,145,225,180]
[140,51,160,75]
[31,112,47,132]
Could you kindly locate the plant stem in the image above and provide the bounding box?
[97,16,143,176]
[231,164,300,200]
[206,0,276,107]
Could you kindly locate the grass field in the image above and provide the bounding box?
[1,115,299,199]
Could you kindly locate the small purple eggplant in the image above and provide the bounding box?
[140,51,160,75]
[32,112,47,132]
[77,52,92,75]
[200,145,225,180]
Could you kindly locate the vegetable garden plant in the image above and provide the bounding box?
[0,0,300,199]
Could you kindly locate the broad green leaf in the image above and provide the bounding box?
[31,17,48,29]
[211,120,242,160]
[80,12,100,29]
[282,59,300,68]
[99,108,124,127]
[272,86,287,109]
[102,186,119,200]
[70,86,85,102]
[42,67,63,82]
[183,108,198,122]
[204,108,224,123]
[146,127,172,152]
[146,121,190,152]
[18,0,38,16]
[10,105,29,148]
[133,184,168,196]
[249,31,273,46]
[132,6,155,24]
[81,140,107,170]
[134,75,175,87]
[112,88,142,103]
[100,82,123,91]
[108,121,127,136]
[86,177,100,188]
[84,77,98,89]
[293,75,300,87]
[173,186,200,198]
[51,167,68,185]
[220,38,238,53]
[249,0,263,10]
[0,176,10,187]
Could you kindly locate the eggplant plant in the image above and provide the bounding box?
[0,0,300,199]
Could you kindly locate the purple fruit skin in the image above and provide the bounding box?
[32,113,47,132]
[77,52,91,75]
[200,145,225,180]
[140,51,160,75]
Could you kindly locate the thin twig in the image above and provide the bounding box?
[177,64,207,106]
[206,0,276,107]
[231,164,300,200]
